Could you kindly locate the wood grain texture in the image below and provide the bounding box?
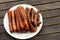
[0,0,60,3]
[0,0,37,3]
[0,34,14,40]
[29,33,60,40]
[0,33,24,40]
[42,9,60,18]
[38,24,60,36]
[35,2,60,11]
[0,18,3,26]
[0,0,17,3]
[0,0,60,10]
[43,16,60,26]
[0,26,5,33]
[0,10,6,17]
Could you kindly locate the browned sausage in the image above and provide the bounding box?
[8,10,13,32]
[11,11,17,32]
[37,9,41,26]
[14,10,21,32]
[34,9,41,27]
[31,8,35,23]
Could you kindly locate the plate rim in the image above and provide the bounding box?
[3,4,43,39]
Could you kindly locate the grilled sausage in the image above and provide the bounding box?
[14,10,21,32]
[11,10,17,32]
[8,10,13,32]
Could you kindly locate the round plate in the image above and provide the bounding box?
[3,4,43,39]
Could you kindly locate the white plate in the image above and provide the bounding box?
[3,4,43,39]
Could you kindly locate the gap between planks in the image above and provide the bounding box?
[0,0,60,4]
[1,32,60,40]
[0,2,60,18]
[28,32,60,40]
[0,0,60,11]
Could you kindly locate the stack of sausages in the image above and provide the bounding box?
[8,6,41,32]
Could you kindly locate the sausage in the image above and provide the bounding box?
[37,21,41,26]
[8,10,13,32]
[11,10,17,32]
[34,13,38,26]
[37,9,41,26]
[34,9,41,27]
[31,8,35,23]
[14,10,21,32]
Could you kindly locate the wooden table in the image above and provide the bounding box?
[0,0,60,40]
